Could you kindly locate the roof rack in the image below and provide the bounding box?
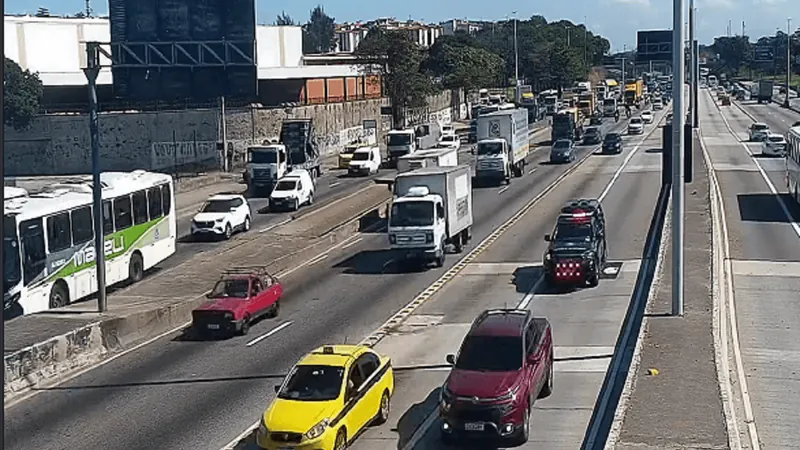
[471,308,531,330]
[561,199,600,214]
[220,266,271,278]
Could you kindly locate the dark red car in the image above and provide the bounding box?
[191,266,282,336]
[439,309,553,447]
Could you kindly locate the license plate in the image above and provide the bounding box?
[207,324,220,330]
[464,422,484,431]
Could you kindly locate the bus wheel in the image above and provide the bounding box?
[129,252,144,283]
[49,282,70,309]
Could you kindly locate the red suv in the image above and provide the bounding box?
[439,309,553,446]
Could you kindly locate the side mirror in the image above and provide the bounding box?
[274,385,280,393]
[446,354,456,365]
[544,234,551,242]
[205,293,213,299]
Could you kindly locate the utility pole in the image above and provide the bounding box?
[83,42,107,313]
[220,96,229,172]
[688,0,695,127]
[786,18,792,108]
[672,0,686,316]
[513,12,520,102]
[584,16,588,75]
[742,21,745,38]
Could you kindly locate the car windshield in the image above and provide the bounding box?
[477,142,503,156]
[554,223,592,242]
[390,201,434,227]
[341,146,358,155]
[455,335,523,372]
[630,119,642,124]
[643,111,652,116]
[250,151,278,164]
[3,216,21,294]
[753,124,768,131]
[388,134,412,146]
[278,365,344,402]
[441,135,455,142]
[352,152,370,161]
[585,128,598,135]
[209,279,250,298]
[768,136,785,143]
[604,134,621,142]
[201,199,235,213]
[553,140,571,149]
[274,180,297,191]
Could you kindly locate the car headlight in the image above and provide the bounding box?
[4,292,21,310]
[304,418,330,440]
[425,231,434,243]
[215,218,224,222]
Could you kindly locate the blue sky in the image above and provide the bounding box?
[4,0,797,52]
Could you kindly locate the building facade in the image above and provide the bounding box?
[333,17,443,53]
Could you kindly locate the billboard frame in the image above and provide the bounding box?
[637,30,674,63]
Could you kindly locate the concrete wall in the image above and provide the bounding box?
[3,89,464,176]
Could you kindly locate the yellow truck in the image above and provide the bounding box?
[623,80,643,107]
[577,92,595,117]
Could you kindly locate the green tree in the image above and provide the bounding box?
[275,11,295,26]
[711,36,751,76]
[303,5,336,54]
[4,57,43,130]
[356,28,433,127]
[424,35,504,90]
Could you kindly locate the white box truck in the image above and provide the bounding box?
[474,109,529,185]
[388,165,473,268]
[396,147,459,173]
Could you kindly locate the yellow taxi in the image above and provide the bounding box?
[338,145,361,169]
[256,345,395,450]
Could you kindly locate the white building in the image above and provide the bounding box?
[440,19,485,35]
[332,17,443,54]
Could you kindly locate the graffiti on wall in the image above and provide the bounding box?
[404,108,453,128]
[151,141,218,171]
[312,125,377,156]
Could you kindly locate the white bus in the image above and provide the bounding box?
[787,126,800,205]
[4,170,176,317]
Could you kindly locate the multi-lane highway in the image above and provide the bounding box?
[701,91,800,448]
[3,114,665,450]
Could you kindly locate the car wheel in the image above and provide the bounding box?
[239,315,251,336]
[224,224,233,240]
[49,282,70,309]
[374,390,391,425]
[266,300,280,318]
[587,267,600,287]
[515,405,531,445]
[334,429,347,450]
[129,252,144,283]
[539,359,554,398]
[243,216,251,232]
[307,192,314,205]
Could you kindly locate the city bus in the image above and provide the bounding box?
[4,170,176,318]
[787,126,800,206]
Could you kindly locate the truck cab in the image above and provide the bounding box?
[245,144,288,196]
[389,186,447,267]
[387,129,418,164]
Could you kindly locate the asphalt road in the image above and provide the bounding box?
[3,118,636,450]
[349,117,666,450]
[701,91,800,448]
[165,167,385,270]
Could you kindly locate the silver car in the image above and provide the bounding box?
[748,122,770,141]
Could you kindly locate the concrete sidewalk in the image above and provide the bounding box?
[610,134,729,449]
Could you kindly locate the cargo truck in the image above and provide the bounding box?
[397,147,459,173]
[386,123,442,167]
[602,98,618,117]
[756,80,774,104]
[551,108,582,142]
[474,108,530,185]
[624,80,643,107]
[244,118,321,196]
[388,165,473,268]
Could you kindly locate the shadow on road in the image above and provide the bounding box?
[737,193,800,223]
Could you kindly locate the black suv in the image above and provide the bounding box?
[602,133,623,154]
[543,199,608,287]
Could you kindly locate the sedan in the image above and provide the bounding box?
[628,117,644,135]
[583,127,603,145]
[641,110,654,124]
[602,133,623,154]
[550,139,576,163]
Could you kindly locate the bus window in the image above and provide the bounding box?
[161,184,172,214]
[102,201,114,235]
[46,212,72,253]
[132,191,148,225]
[19,218,47,285]
[114,196,133,231]
[71,206,94,245]
[147,187,163,219]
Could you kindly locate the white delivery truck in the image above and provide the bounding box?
[396,147,459,173]
[386,123,442,167]
[388,165,473,268]
[474,108,529,185]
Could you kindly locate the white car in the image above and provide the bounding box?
[652,99,663,110]
[761,133,787,157]
[748,122,770,142]
[269,169,315,212]
[348,146,382,176]
[628,117,644,134]
[191,194,251,240]
[441,124,456,136]
[641,110,654,124]
[438,133,461,151]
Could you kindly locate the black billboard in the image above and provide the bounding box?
[637,30,673,63]
[753,45,774,62]
[108,0,257,101]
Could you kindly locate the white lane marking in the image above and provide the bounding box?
[342,237,363,249]
[400,407,441,450]
[245,321,293,347]
[258,217,292,233]
[718,100,800,239]
[498,186,510,195]
[698,119,744,450]
[528,168,537,175]
[711,92,766,449]
[329,181,340,188]
[516,275,544,310]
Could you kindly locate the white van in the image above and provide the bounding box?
[269,169,315,211]
[348,146,382,176]
[652,97,663,110]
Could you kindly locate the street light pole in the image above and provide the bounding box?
[786,18,792,108]
[83,42,108,313]
[672,0,686,316]
[688,0,695,126]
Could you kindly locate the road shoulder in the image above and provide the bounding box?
[611,134,729,449]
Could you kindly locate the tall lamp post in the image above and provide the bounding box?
[786,18,792,108]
